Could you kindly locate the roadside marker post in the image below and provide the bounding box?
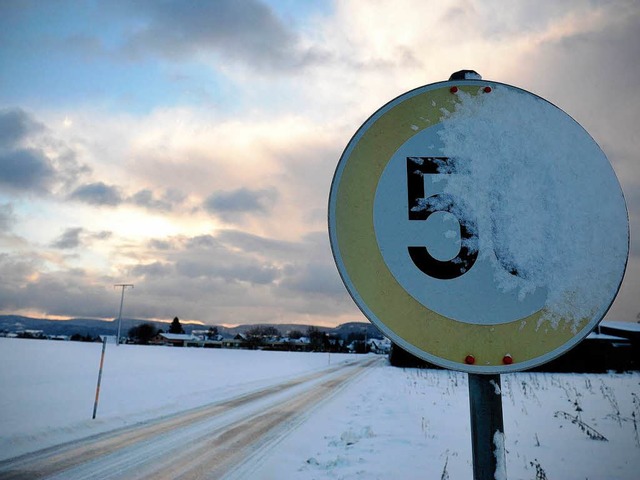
[92,336,107,419]
[328,71,628,479]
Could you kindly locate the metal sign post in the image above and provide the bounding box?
[328,71,628,478]
[468,374,505,480]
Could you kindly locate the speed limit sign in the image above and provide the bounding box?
[328,78,628,373]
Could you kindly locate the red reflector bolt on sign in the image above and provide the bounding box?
[502,354,513,365]
[450,86,459,94]
[483,86,492,93]
[465,355,476,365]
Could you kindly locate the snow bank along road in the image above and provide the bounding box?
[0,356,381,480]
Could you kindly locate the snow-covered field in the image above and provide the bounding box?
[1,338,639,479]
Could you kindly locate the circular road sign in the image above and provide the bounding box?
[328,79,629,373]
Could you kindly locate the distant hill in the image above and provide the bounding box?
[332,322,384,339]
[0,315,383,340]
[0,315,157,338]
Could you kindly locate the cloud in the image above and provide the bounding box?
[51,227,84,249]
[203,187,277,221]
[0,124,357,324]
[0,108,90,195]
[16,271,120,319]
[0,109,54,192]
[216,229,300,258]
[148,239,174,251]
[91,230,112,241]
[70,182,123,206]
[0,252,42,293]
[155,233,283,285]
[272,231,350,299]
[130,261,174,278]
[95,228,357,324]
[51,227,113,249]
[0,109,353,324]
[0,251,121,320]
[176,259,280,285]
[0,108,44,147]
[0,204,15,231]
[279,262,346,296]
[120,0,321,71]
[129,188,186,212]
[0,148,55,192]
[70,180,186,212]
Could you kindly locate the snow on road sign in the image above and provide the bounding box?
[329,79,628,373]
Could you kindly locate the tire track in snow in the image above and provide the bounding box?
[0,357,381,480]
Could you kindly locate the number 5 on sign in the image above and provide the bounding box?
[406,156,478,280]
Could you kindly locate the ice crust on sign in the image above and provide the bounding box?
[436,86,628,331]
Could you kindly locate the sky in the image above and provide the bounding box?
[0,0,639,328]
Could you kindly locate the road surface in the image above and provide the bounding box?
[0,356,380,480]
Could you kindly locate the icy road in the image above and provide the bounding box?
[0,356,380,479]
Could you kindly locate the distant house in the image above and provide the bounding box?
[191,329,224,347]
[261,336,291,351]
[157,333,201,347]
[284,336,312,352]
[49,335,70,341]
[192,329,223,340]
[222,334,249,349]
[598,320,640,342]
[368,338,392,355]
[18,329,45,339]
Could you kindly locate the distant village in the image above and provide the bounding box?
[3,315,639,371]
[0,316,392,355]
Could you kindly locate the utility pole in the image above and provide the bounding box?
[114,284,133,346]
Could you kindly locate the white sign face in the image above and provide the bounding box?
[329,80,629,373]
[373,124,546,325]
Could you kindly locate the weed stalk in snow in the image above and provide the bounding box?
[600,382,622,427]
[632,393,640,448]
[529,459,548,480]
[554,411,608,441]
[440,455,449,480]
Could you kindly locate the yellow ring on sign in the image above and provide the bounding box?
[330,82,592,373]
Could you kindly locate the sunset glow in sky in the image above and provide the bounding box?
[1,0,639,327]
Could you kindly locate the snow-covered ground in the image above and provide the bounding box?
[1,338,639,479]
[246,366,639,480]
[0,338,357,461]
